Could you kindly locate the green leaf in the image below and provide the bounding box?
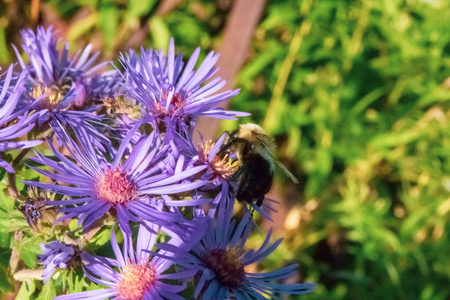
[127,0,155,18]
[67,13,98,42]
[67,268,85,293]
[0,27,11,64]
[36,279,56,300]
[16,236,45,268]
[16,280,36,300]
[85,226,111,252]
[0,264,14,293]
[0,210,28,233]
[0,232,10,248]
[0,167,5,182]
[149,17,170,50]
[0,188,15,213]
[99,3,119,52]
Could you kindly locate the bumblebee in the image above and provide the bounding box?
[219,123,298,207]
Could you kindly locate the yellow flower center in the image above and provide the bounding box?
[198,141,240,179]
[31,85,63,110]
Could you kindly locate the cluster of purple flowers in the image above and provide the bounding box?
[2,27,315,299]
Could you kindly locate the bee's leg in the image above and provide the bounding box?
[249,203,255,218]
[222,130,232,138]
[216,130,233,153]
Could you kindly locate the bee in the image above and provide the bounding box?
[19,196,46,232]
[19,188,56,232]
[218,123,298,208]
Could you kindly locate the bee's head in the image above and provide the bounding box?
[236,123,275,153]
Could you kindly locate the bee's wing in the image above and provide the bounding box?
[267,151,299,184]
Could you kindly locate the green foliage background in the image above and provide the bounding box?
[1,0,449,299]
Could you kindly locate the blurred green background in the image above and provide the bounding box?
[1,0,450,299]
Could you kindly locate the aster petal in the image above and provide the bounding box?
[230,212,252,247]
[203,278,222,300]
[142,180,208,195]
[194,270,211,298]
[157,269,197,280]
[82,265,116,287]
[162,197,213,206]
[154,281,185,293]
[110,228,125,267]
[246,264,298,280]
[136,222,159,261]
[141,165,206,188]
[113,119,142,167]
[117,203,139,228]
[175,47,200,90]
[126,201,178,223]
[80,202,112,230]
[82,254,121,283]
[46,198,97,206]
[54,289,117,300]
[0,158,15,173]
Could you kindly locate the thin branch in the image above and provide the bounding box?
[12,148,31,166]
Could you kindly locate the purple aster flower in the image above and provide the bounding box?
[25,121,212,233]
[13,26,112,151]
[39,241,79,283]
[159,202,316,299]
[0,66,44,172]
[120,38,249,136]
[15,26,110,105]
[55,223,198,300]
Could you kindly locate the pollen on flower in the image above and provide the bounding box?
[30,85,63,110]
[116,261,157,300]
[198,141,240,179]
[203,248,246,289]
[96,168,138,204]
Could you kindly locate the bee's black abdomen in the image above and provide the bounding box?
[236,153,273,207]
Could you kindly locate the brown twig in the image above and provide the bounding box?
[7,148,33,200]
[31,0,40,24]
[194,0,266,142]
[12,148,31,166]
[7,172,19,199]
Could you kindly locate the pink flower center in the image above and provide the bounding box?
[116,261,156,300]
[96,169,137,204]
[155,91,185,116]
[203,248,246,289]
